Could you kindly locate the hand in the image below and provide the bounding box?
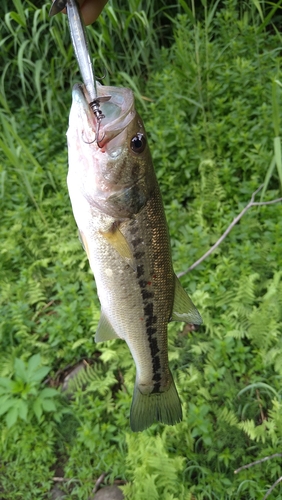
[77,0,108,25]
[50,0,108,25]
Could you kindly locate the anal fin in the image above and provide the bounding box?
[95,312,120,343]
[171,275,202,325]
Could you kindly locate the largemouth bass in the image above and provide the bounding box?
[67,83,202,432]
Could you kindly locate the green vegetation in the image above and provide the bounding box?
[0,0,282,498]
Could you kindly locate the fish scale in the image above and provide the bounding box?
[67,82,203,431]
[123,186,174,391]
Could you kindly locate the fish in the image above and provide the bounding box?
[66,82,202,432]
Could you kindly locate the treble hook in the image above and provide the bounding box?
[95,120,105,147]
[89,95,111,147]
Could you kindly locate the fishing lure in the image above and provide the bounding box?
[50,0,110,144]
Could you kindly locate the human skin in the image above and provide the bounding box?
[77,0,108,25]
[53,0,108,25]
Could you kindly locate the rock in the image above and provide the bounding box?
[61,362,86,393]
[50,484,65,499]
[91,485,124,500]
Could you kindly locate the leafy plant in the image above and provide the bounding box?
[0,354,61,427]
[261,78,282,199]
[122,433,185,499]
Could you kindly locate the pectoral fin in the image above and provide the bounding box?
[100,224,135,269]
[95,312,121,343]
[171,275,202,325]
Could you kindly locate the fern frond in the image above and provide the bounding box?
[65,362,117,397]
[197,387,212,401]
[225,329,247,339]
[64,363,102,393]
[247,272,282,349]
[178,365,202,390]
[27,278,47,309]
[125,434,185,498]
[235,273,260,305]
[189,341,213,356]
[216,406,239,427]
[237,419,273,443]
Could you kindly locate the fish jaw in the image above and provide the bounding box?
[67,83,156,220]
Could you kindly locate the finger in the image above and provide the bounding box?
[50,0,108,25]
[80,0,108,25]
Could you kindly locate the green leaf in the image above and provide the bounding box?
[237,382,279,398]
[14,358,27,382]
[41,399,57,412]
[40,388,58,399]
[249,0,264,22]
[72,338,89,349]
[12,0,27,27]
[6,406,19,428]
[17,399,28,421]
[29,366,51,383]
[178,0,195,22]
[9,11,26,27]
[27,353,41,374]
[32,397,43,422]
[11,379,26,395]
[274,136,282,189]
[257,0,282,33]
[0,377,13,392]
[272,80,280,137]
[260,155,276,201]
[0,398,15,416]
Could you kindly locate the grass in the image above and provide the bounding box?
[0,0,282,498]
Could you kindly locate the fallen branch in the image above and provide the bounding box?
[177,185,282,277]
[234,453,282,474]
[234,453,282,500]
[263,476,282,500]
[92,472,107,494]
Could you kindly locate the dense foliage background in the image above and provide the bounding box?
[0,0,282,498]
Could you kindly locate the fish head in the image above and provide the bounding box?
[67,83,156,219]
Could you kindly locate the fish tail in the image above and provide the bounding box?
[130,372,182,432]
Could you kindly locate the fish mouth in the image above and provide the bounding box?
[72,83,135,148]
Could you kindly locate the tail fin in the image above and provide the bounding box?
[130,373,182,432]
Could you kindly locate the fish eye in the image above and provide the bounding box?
[130,133,146,154]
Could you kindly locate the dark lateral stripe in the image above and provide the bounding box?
[144,303,153,317]
[135,250,162,393]
[135,251,145,259]
[129,225,139,235]
[132,236,143,248]
[131,223,163,392]
[147,326,159,340]
[139,279,147,288]
[151,382,161,393]
[136,265,144,278]
[153,371,161,381]
[146,315,157,327]
[141,289,154,300]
